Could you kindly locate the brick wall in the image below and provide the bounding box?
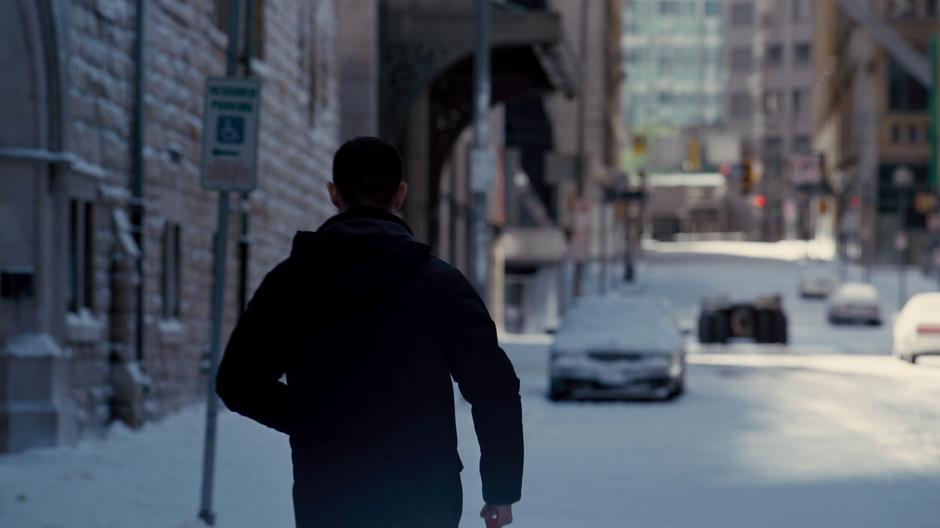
[63,0,340,432]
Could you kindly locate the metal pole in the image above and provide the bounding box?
[237,0,255,316]
[199,1,241,525]
[131,0,147,362]
[930,35,939,291]
[599,198,608,294]
[898,187,908,311]
[470,0,491,298]
[572,0,589,297]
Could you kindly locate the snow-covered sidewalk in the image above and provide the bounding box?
[5,350,940,528]
[0,404,294,528]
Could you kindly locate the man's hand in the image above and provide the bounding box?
[480,504,513,528]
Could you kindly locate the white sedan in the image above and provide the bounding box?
[827,282,882,326]
[893,293,940,364]
[548,295,685,401]
[799,269,837,299]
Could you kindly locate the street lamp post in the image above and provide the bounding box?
[469,0,491,299]
[893,166,914,311]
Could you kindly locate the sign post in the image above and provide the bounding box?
[198,1,260,525]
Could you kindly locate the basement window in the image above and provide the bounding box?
[161,222,182,320]
[68,199,95,314]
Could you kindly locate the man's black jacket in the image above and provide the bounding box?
[216,208,523,519]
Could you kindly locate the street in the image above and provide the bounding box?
[454,246,940,527]
[3,247,940,527]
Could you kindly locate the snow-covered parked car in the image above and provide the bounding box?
[548,295,685,401]
[827,282,881,325]
[893,293,940,364]
[798,267,837,299]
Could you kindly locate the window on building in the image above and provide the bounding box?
[68,199,94,313]
[705,0,723,16]
[887,0,917,17]
[793,135,812,153]
[928,0,938,16]
[731,3,755,25]
[730,92,752,117]
[161,223,182,320]
[909,125,919,143]
[731,47,753,72]
[792,89,808,114]
[891,124,903,143]
[763,90,784,115]
[792,0,805,22]
[889,59,929,111]
[763,136,784,160]
[793,43,812,66]
[659,53,675,74]
[765,44,783,67]
[659,0,680,14]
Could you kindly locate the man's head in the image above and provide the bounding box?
[328,136,408,212]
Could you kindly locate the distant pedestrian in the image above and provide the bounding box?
[216,137,523,528]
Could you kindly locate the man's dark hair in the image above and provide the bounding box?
[332,136,403,209]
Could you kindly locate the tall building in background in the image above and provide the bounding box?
[722,0,816,239]
[622,0,724,129]
[814,0,937,263]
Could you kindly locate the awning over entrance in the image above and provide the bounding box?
[379,0,576,141]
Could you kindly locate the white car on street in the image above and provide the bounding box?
[893,293,940,364]
[548,295,685,401]
[827,282,882,326]
[798,267,837,299]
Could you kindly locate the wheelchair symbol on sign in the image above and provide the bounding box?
[216,115,245,145]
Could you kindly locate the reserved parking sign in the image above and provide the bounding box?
[200,77,261,192]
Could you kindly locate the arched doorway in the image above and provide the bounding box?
[0,0,74,453]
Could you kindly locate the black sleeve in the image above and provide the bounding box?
[215,264,291,435]
[446,273,524,505]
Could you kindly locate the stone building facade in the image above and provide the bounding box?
[0,0,341,452]
[814,0,937,264]
[722,0,817,240]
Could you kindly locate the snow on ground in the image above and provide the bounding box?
[0,404,294,528]
[627,249,938,355]
[3,246,940,527]
[643,237,837,262]
[457,344,940,528]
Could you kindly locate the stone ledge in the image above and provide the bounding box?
[157,319,187,347]
[65,309,105,345]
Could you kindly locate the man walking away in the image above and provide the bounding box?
[216,137,523,528]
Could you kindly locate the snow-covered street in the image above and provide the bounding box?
[3,247,940,527]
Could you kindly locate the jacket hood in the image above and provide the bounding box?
[288,208,431,311]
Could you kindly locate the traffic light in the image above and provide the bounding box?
[741,160,754,193]
[687,137,701,172]
[632,134,647,156]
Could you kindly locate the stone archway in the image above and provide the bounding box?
[0,0,73,453]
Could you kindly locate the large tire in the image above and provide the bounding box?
[754,310,772,343]
[698,312,713,343]
[774,312,788,344]
[712,312,729,344]
[548,380,567,401]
